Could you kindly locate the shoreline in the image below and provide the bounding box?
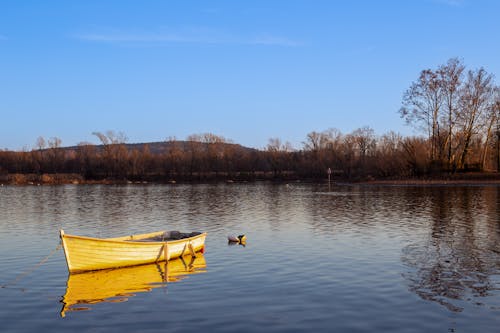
[1,172,500,186]
[353,179,500,186]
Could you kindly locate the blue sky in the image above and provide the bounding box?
[1,0,499,150]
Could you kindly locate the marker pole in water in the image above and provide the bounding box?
[327,167,332,190]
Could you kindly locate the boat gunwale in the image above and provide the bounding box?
[60,231,207,246]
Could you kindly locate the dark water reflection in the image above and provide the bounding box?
[401,187,500,312]
[0,184,499,332]
[298,185,500,317]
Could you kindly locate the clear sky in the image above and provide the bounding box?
[1,0,499,151]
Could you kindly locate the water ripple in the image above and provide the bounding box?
[1,184,499,332]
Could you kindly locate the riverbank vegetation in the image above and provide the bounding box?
[1,59,499,185]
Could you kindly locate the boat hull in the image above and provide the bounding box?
[60,230,206,273]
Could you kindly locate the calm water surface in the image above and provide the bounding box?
[0,183,499,332]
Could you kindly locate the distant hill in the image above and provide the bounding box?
[62,141,260,155]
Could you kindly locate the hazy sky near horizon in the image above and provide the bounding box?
[1,0,499,150]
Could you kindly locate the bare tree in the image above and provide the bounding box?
[438,58,465,170]
[33,136,46,173]
[481,86,500,170]
[35,136,46,151]
[456,68,494,169]
[186,134,204,177]
[93,130,128,145]
[201,133,228,177]
[303,131,322,152]
[164,137,183,178]
[47,137,63,173]
[266,137,294,177]
[375,131,405,177]
[267,137,285,152]
[48,137,61,148]
[352,126,376,160]
[400,68,444,161]
[92,131,129,178]
[76,142,96,178]
[401,137,430,177]
[341,134,356,179]
[496,89,500,172]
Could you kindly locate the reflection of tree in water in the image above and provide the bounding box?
[401,187,500,312]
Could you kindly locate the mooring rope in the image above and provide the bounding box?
[1,242,62,289]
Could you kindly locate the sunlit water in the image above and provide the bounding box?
[0,183,499,332]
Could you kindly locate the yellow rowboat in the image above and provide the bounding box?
[60,255,206,317]
[60,229,207,273]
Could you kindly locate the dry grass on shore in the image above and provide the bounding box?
[356,172,500,186]
[1,172,499,186]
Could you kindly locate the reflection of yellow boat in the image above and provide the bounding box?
[60,255,206,317]
[60,229,207,273]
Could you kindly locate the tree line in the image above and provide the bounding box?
[0,59,499,184]
[399,58,499,173]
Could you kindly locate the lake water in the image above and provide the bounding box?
[0,183,499,332]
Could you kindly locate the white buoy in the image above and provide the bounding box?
[228,235,246,244]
